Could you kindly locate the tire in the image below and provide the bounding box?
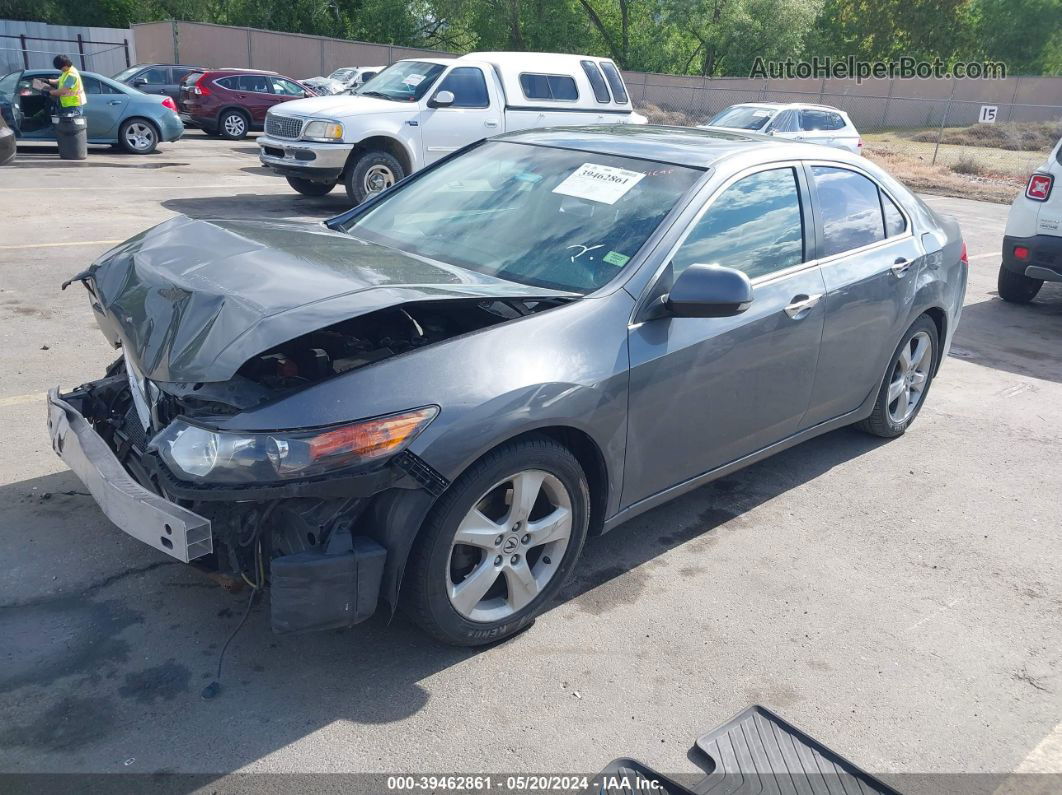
[117,118,159,154]
[997,264,1043,304]
[285,176,336,196]
[344,149,404,204]
[218,109,249,140]
[403,436,590,646]
[857,315,939,438]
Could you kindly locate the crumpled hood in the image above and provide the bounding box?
[83,216,566,383]
[271,94,414,118]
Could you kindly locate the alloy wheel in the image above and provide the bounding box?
[887,330,932,424]
[446,469,573,623]
[224,114,246,137]
[124,122,156,152]
[363,164,395,195]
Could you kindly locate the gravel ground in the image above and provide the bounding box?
[0,133,1059,792]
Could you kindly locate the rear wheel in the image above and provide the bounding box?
[997,264,1043,303]
[285,176,336,196]
[403,437,589,645]
[218,110,248,140]
[857,316,938,438]
[118,118,158,154]
[344,150,403,204]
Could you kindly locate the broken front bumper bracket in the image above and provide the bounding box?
[46,388,213,563]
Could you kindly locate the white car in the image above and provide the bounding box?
[998,136,1062,303]
[260,51,646,203]
[703,102,863,155]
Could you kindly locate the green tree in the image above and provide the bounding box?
[966,0,1062,75]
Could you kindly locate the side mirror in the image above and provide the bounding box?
[664,264,753,318]
[428,90,455,108]
[132,77,148,87]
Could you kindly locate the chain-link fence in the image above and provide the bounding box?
[633,81,1062,202]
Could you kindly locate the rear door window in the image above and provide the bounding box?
[139,67,168,85]
[800,110,832,131]
[826,112,846,130]
[270,77,304,96]
[83,76,120,95]
[435,66,490,108]
[599,62,628,104]
[673,167,805,280]
[580,60,611,103]
[881,191,907,237]
[215,76,239,90]
[239,74,272,93]
[811,166,887,256]
[519,73,578,102]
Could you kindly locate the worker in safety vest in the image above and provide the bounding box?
[43,55,86,116]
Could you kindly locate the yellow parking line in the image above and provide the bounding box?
[0,392,46,408]
[0,240,122,251]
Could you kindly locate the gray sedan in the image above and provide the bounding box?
[0,68,183,153]
[49,126,966,645]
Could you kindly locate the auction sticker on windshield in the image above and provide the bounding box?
[402,74,426,86]
[552,163,646,205]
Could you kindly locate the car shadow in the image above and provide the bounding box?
[162,192,352,220]
[950,284,1062,383]
[0,425,885,775]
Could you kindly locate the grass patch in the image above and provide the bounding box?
[950,155,986,175]
[908,120,1062,151]
[636,103,704,127]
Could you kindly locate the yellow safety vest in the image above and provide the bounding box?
[58,66,86,108]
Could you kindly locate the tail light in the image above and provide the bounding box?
[192,74,212,96]
[1013,245,1030,261]
[960,241,968,266]
[161,96,177,111]
[1026,173,1053,201]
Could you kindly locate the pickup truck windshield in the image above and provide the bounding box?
[355,61,446,102]
[344,141,703,294]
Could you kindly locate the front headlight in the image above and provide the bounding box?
[150,407,438,484]
[302,119,344,142]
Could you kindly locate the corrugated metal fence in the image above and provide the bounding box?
[1,19,134,76]
[132,21,450,79]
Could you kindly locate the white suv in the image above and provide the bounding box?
[703,102,862,155]
[998,136,1062,303]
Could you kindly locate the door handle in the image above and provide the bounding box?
[891,257,912,277]
[484,120,499,128]
[108,99,122,105]
[784,293,822,318]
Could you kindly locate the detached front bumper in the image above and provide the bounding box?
[257,135,351,182]
[1002,233,1062,282]
[46,388,212,563]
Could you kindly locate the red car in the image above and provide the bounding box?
[178,69,315,139]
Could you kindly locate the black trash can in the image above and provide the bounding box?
[55,113,87,160]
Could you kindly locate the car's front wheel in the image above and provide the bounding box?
[858,315,939,438]
[344,150,404,204]
[404,437,590,645]
[286,176,336,196]
[118,118,158,154]
[997,264,1043,303]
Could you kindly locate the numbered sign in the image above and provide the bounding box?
[979,105,999,124]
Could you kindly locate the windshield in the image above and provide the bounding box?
[355,61,446,102]
[708,105,775,131]
[344,141,703,294]
[112,65,141,82]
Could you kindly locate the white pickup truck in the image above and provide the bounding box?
[258,51,646,203]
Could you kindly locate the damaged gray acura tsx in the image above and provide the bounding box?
[49,125,967,645]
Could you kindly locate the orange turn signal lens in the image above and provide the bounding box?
[307,407,439,463]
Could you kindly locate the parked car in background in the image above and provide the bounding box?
[52,126,965,644]
[112,63,206,102]
[998,136,1062,303]
[704,103,863,154]
[0,68,183,154]
[178,68,315,139]
[259,51,647,203]
[0,113,15,165]
[304,67,386,96]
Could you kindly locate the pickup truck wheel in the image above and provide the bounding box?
[997,264,1043,303]
[857,316,938,438]
[344,150,404,204]
[285,176,336,196]
[403,437,590,646]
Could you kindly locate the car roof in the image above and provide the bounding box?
[205,68,280,76]
[497,124,865,169]
[728,101,848,114]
